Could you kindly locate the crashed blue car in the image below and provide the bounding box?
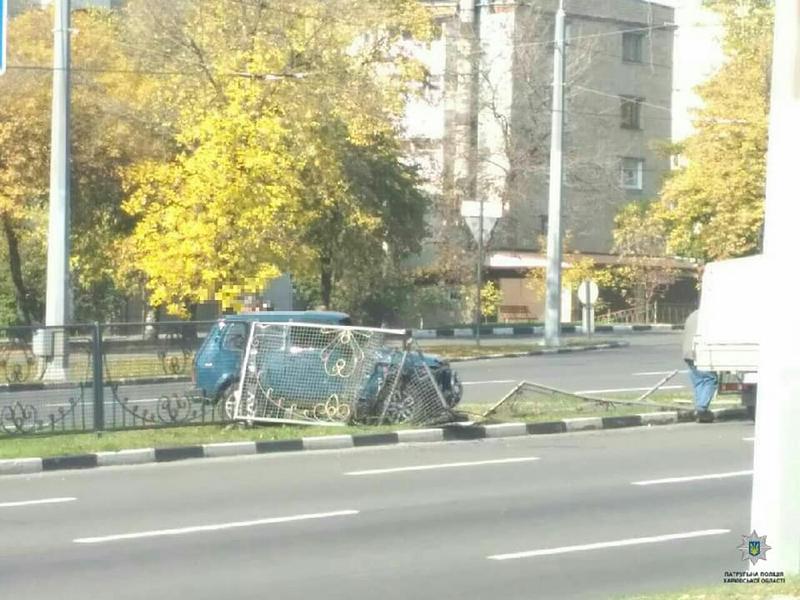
[191,311,462,422]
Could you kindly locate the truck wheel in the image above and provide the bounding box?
[742,386,757,421]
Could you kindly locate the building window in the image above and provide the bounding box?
[622,32,645,63]
[621,158,644,190]
[620,96,642,129]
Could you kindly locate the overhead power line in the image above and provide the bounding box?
[509,22,679,53]
[572,85,673,113]
[4,63,312,79]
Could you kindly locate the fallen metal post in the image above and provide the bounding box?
[481,381,528,419]
[635,369,679,402]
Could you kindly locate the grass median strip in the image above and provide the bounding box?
[419,338,624,360]
[0,423,408,460]
[460,401,660,424]
[0,386,713,463]
[462,388,697,424]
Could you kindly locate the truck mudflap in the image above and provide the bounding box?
[716,372,757,420]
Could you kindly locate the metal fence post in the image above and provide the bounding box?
[92,321,105,431]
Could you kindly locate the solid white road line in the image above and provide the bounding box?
[487,529,730,561]
[632,470,753,486]
[633,370,688,376]
[574,385,684,395]
[743,437,755,442]
[461,379,517,386]
[345,457,540,476]
[73,509,360,544]
[0,497,77,509]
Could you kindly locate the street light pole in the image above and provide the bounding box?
[749,0,800,575]
[544,0,566,347]
[475,197,484,346]
[44,0,71,378]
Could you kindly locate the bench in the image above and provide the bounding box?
[499,305,533,323]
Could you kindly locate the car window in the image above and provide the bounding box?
[221,322,247,351]
[289,325,321,349]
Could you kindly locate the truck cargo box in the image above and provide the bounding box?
[693,255,762,373]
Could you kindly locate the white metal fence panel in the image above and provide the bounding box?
[234,322,455,426]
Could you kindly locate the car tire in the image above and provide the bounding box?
[742,385,757,421]
[383,388,418,424]
[446,372,463,408]
[216,385,237,422]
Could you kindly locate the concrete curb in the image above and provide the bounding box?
[563,417,603,432]
[0,407,749,477]
[0,457,43,475]
[447,340,629,363]
[414,324,683,339]
[97,448,156,466]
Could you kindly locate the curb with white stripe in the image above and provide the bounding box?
[0,407,748,477]
[447,340,629,363]
[0,408,748,476]
[414,323,682,339]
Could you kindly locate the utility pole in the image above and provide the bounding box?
[468,0,482,348]
[475,194,484,346]
[44,0,71,379]
[455,0,483,346]
[749,0,800,575]
[544,0,566,347]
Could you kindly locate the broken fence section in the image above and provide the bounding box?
[481,373,690,422]
[234,322,458,427]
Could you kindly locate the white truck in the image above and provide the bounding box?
[692,254,761,416]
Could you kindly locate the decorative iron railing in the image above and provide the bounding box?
[0,321,221,436]
[0,319,461,436]
[597,303,696,325]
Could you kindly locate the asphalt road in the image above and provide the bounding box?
[455,332,690,404]
[0,421,756,599]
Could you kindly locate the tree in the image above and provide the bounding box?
[657,0,772,261]
[479,281,502,320]
[0,7,154,325]
[525,254,610,299]
[606,201,680,323]
[294,127,429,315]
[118,0,433,317]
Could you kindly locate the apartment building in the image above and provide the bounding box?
[407,0,682,321]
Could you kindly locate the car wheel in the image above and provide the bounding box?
[216,385,237,422]
[447,372,463,408]
[383,389,417,424]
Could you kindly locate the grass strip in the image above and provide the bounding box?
[459,401,653,423]
[421,339,623,360]
[460,390,697,423]
[0,390,708,461]
[0,423,408,460]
